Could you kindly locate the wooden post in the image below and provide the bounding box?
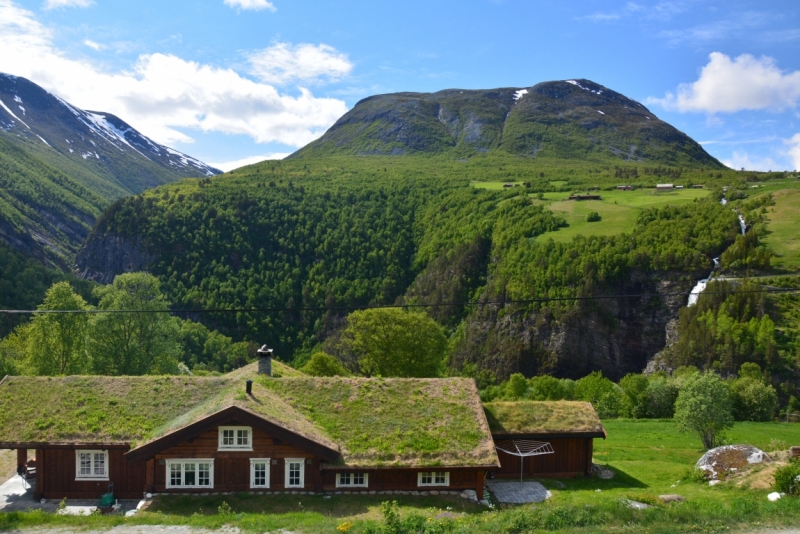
[475,471,484,501]
[16,448,27,471]
[145,459,155,493]
[33,449,44,501]
[585,438,594,477]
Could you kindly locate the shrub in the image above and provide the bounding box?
[575,371,624,418]
[646,377,680,418]
[619,373,649,418]
[299,352,349,377]
[729,377,777,421]
[586,211,602,222]
[528,375,574,400]
[505,373,528,399]
[773,460,800,496]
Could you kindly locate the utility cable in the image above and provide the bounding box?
[1,287,797,315]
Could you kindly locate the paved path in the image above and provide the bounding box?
[0,475,140,515]
[485,479,551,504]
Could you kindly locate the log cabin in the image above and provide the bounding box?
[0,352,605,501]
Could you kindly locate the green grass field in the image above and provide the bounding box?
[538,188,710,242]
[760,188,800,272]
[2,420,799,533]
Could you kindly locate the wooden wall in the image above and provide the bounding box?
[320,469,484,494]
[495,437,593,478]
[35,448,146,500]
[153,428,322,492]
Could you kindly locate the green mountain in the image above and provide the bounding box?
[0,72,220,267]
[293,79,723,167]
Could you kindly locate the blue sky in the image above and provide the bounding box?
[1,0,799,171]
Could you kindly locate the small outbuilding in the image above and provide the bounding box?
[483,401,606,478]
[656,184,674,191]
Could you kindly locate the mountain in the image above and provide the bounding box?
[0,72,221,267]
[292,79,723,167]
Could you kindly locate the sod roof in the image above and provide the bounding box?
[483,401,605,437]
[0,372,498,469]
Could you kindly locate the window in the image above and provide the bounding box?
[336,472,368,488]
[166,459,214,489]
[218,426,252,451]
[250,458,270,489]
[417,471,449,487]
[75,450,109,480]
[285,458,305,488]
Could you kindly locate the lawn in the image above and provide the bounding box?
[760,188,800,272]
[2,420,800,533]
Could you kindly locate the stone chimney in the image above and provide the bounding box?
[257,345,273,376]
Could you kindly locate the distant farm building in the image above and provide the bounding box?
[503,183,516,188]
[616,185,633,190]
[568,194,602,201]
[675,185,684,189]
[691,185,704,189]
[656,184,674,191]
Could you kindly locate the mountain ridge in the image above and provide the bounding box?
[0,72,221,267]
[292,79,723,168]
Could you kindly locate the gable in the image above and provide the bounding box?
[125,406,339,462]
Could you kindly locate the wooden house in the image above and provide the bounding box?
[483,401,605,478]
[567,194,602,201]
[0,357,498,500]
[656,184,674,191]
[0,355,606,500]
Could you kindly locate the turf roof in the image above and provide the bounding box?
[0,372,498,469]
[483,401,605,436]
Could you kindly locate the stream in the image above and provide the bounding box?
[686,197,745,306]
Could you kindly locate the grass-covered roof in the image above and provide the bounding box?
[0,371,498,469]
[483,401,605,437]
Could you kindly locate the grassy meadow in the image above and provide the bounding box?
[2,419,800,533]
[473,182,711,242]
[760,187,800,272]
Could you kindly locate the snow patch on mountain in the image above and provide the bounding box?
[0,97,30,129]
[514,89,528,101]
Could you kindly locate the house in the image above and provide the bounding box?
[483,402,605,478]
[0,353,605,500]
[656,184,673,191]
[616,185,633,191]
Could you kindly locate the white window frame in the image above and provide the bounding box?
[285,458,305,489]
[250,458,271,489]
[336,472,369,488]
[218,426,253,451]
[417,471,450,487]
[166,459,215,489]
[75,450,109,481]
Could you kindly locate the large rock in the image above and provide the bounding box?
[696,445,771,480]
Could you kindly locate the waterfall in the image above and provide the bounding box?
[738,214,746,235]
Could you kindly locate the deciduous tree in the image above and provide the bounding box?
[674,372,733,449]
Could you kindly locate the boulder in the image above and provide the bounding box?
[696,445,771,480]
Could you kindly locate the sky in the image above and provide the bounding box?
[1,0,799,172]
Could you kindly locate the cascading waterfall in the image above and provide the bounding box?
[687,195,743,306]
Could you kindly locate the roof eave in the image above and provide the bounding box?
[491,431,606,440]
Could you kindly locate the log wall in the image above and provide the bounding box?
[494,437,594,478]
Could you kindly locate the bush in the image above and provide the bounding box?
[575,371,624,418]
[528,375,574,400]
[619,373,649,418]
[773,460,800,496]
[586,211,602,222]
[646,377,679,418]
[729,377,777,421]
[299,352,349,377]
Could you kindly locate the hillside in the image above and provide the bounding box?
[0,72,220,267]
[75,153,748,380]
[293,79,723,167]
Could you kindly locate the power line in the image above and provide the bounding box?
[1,287,797,315]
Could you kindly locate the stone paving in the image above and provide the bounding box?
[0,474,141,515]
[485,479,551,504]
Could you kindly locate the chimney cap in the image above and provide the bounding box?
[257,345,273,356]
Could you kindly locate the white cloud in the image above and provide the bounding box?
[0,0,348,148]
[721,151,781,172]
[787,134,800,171]
[249,42,353,85]
[223,0,276,12]
[83,39,103,50]
[646,52,800,113]
[208,152,290,172]
[44,0,92,9]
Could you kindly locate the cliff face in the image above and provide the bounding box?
[450,272,694,381]
[74,233,153,284]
